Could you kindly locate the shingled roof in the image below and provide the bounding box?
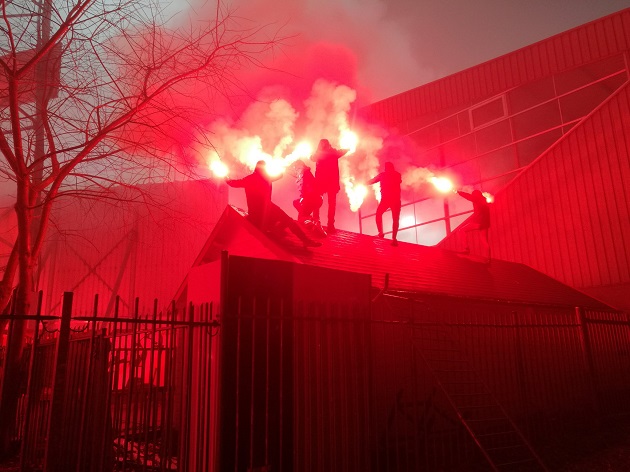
[191,205,612,309]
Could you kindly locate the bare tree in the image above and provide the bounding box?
[0,0,280,453]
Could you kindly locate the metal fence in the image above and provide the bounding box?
[1,291,630,471]
[0,292,217,472]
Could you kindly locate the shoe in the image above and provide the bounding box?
[326,225,337,234]
[313,223,327,238]
[303,239,322,248]
[391,239,398,247]
[378,232,384,239]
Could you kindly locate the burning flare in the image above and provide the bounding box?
[339,129,358,154]
[344,180,368,212]
[429,176,454,193]
[208,152,230,178]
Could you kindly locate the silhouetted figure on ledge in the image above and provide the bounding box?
[226,160,321,248]
[293,160,326,235]
[457,189,490,259]
[368,162,402,246]
[311,138,349,234]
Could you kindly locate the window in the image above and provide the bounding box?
[470,97,506,129]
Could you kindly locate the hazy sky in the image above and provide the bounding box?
[184,0,630,103]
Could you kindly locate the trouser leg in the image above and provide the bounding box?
[375,203,385,236]
[327,191,337,228]
[391,202,401,240]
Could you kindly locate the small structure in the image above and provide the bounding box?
[176,205,628,472]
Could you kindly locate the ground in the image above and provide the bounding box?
[0,420,629,470]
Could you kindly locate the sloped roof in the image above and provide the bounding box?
[193,205,612,309]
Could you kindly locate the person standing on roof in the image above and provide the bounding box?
[311,138,349,234]
[367,162,402,247]
[226,160,321,248]
[456,189,490,259]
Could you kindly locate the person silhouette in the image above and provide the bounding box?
[311,139,348,234]
[367,162,402,246]
[457,189,490,259]
[226,161,321,248]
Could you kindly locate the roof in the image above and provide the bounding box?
[193,205,612,310]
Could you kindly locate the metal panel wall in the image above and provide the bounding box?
[362,9,630,131]
[486,83,630,293]
[36,179,227,316]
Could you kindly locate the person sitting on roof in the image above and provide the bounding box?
[457,189,490,259]
[226,160,321,248]
[292,160,325,233]
[367,162,402,247]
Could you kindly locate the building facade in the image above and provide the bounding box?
[359,8,630,311]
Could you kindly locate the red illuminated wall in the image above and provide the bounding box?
[474,84,630,310]
[360,9,630,311]
[363,10,630,130]
[35,179,227,315]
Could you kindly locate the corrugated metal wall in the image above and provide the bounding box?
[363,9,630,131]
[360,8,630,310]
[486,83,630,294]
[36,180,227,315]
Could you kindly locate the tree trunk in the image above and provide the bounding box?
[0,241,18,316]
[0,180,34,457]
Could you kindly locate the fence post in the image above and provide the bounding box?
[576,306,600,420]
[19,290,44,468]
[43,292,73,472]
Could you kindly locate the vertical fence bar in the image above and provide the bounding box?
[278,298,285,472]
[74,294,98,472]
[161,301,176,472]
[264,298,271,470]
[142,299,158,472]
[43,292,73,472]
[181,302,195,472]
[99,295,119,472]
[19,290,43,469]
[576,307,600,420]
[234,297,242,472]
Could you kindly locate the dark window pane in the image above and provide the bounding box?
[515,129,562,167]
[511,101,562,140]
[478,173,514,195]
[437,115,459,143]
[555,54,626,95]
[471,98,505,128]
[409,125,440,152]
[458,111,471,134]
[560,74,626,122]
[475,119,512,154]
[477,146,517,182]
[507,76,556,114]
[449,158,481,185]
[442,134,477,166]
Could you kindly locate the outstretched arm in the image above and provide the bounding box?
[367,173,382,185]
[457,190,472,202]
[226,178,245,188]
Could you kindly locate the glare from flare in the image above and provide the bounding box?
[400,215,416,228]
[344,180,368,212]
[266,158,286,177]
[339,129,358,154]
[482,192,494,203]
[429,176,454,193]
[208,152,230,178]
